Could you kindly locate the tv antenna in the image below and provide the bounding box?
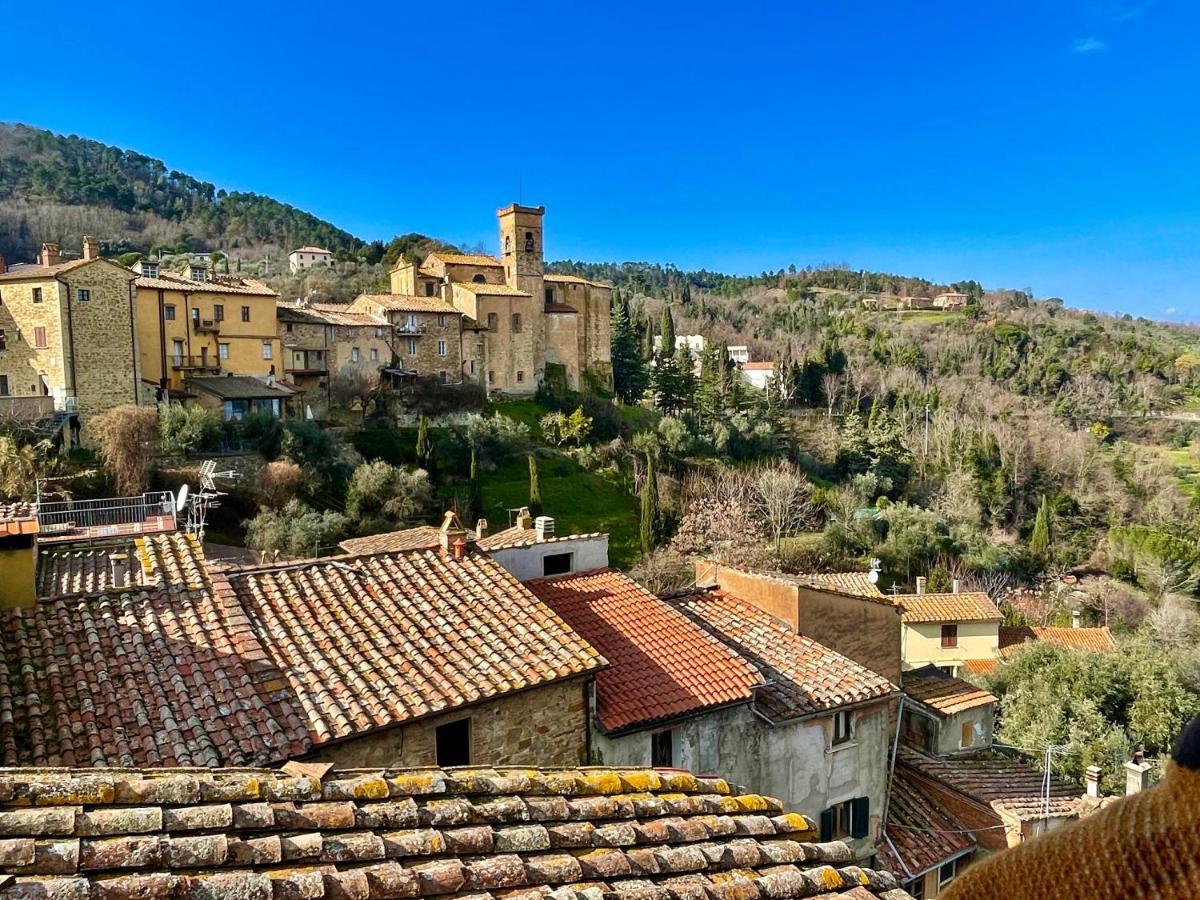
[183,460,236,542]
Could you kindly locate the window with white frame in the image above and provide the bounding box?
[262,341,272,359]
[408,339,418,356]
[351,347,361,362]
[833,710,853,745]
[437,340,447,357]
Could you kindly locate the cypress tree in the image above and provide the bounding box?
[610,295,648,403]
[640,452,659,555]
[528,454,543,518]
[641,312,656,360]
[660,305,676,357]
[462,445,482,525]
[1030,494,1053,559]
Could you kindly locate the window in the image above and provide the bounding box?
[33,327,47,349]
[524,231,534,252]
[832,710,853,745]
[543,552,573,577]
[651,729,674,767]
[424,282,435,296]
[488,370,495,384]
[164,304,176,321]
[213,304,224,321]
[285,322,293,333]
[404,314,418,332]
[961,720,977,749]
[191,308,200,326]
[941,623,959,648]
[407,339,418,356]
[32,288,42,304]
[375,327,385,338]
[437,314,446,327]
[819,798,869,841]
[516,370,525,383]
[351,347,361,363]
[189,267,205,282]
[219,343,230,360]
[511,313,522,333]
[0,329,5,351]
[370,348,379,362]
[172,340,184,365]
[325,326,334,341]
[438,370,448,383]
[504,235,512,253]
[437,340,447,357]
[472,273,486,284]
[469,360,475,375]
[77,288,90,302]
[262,341,272,360]
[435,718,470,766]
[0,376,8,396]
[938,860,958,891]
[241,305,250,322]
[545,287,555,304]
[487,312,499,330]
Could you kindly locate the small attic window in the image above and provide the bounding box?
[472,273,486,283]
[435,718,470,766]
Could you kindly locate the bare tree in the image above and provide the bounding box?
[90,405,159,495]
[328,367,381,419]
[820,372,842,417]
[751,462,817,551]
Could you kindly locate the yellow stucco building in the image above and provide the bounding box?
[898,590,1003,675]
[390,204,612,394]
[133,259,281,397]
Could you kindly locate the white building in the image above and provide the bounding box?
[287,246,334,273]
[740,360,776,390]
[652,334,706,355]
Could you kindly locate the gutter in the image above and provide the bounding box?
[880,693,906,827]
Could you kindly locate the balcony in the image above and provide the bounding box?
[172,355,221,372]
[394,322,427,335]
[36,490,178,543]
[192,318,220,334]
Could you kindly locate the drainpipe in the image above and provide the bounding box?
[58,276,78,411]
[127,280,139,402]
[157,289,167,392]
[880,694,907,829]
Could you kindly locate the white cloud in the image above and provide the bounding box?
[1072,35,1108,53]
[1166,306,1178,314]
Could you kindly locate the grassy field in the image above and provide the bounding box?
[1160,442,1200,502]
[475,454,640,568]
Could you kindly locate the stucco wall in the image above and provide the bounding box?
[595,700,893,845]
[902,621,999,672]
[307,676,589,768]
[488,535,610,582]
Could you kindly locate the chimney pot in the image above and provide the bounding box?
[1072,609,1082,629]
[1085,765,1102,798]
[476,519,489,539]
[516,506,533,530]
[452,537,466,560]
[82,235,100,261]
[39,243,61,268]
[109,552,130,589]
[951,578,961,594]
[1124,754,1152,796]
[534,516,555,542]
[915,576,927,596]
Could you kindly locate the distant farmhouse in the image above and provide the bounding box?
[287,245,333,272]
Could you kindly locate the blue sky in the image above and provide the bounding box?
[5,0,1199,321]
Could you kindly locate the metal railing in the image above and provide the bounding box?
[172,356,221,370]
[36,491,176,534]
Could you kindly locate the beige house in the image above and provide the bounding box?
[276,300,395,395]
[897,586,1003,675]
[934,291,969,310]
[390,204,612,394]
[347,294,463,383]
[0,238,139,443]
[287,245,333,272]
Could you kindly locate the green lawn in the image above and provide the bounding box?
[476,454,640,568]
[487,399,550,435]
[1160,443,1200,502]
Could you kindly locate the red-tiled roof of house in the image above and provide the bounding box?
[349,293,459,314]
[674,589,897,722]
[228,549,605,746]
[0,765,913,899]
[902,671,997,717]
[135,273,277,296]
[36,540,140,599]
[0,257,95,282]
[999,625,1117,654]
[881,767,975,882]
[453,282,531,297]
[277,300,384,327]
[428,251,503,267]
[338,525,442,555]
[476,525,604,552]
[961,658,998,676]
[798,571,886,598]
[0,501,38,537]
[527,570,763,732]
[899,746,1082,821]
[898,592,1002,624]
[741,362,776,371]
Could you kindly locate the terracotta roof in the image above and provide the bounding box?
[453,282,531,297]
[881,768,975,881]
[135,274,277,296]
[290,245,332,254]
[36,533,209,601]
[961,658,997,676]
[185,375,293,400]
[798,572,886,598]
[544,273,611,288]
[741,362,776,371]
[228,549,605,746]
[429,251,502,267]
[675,589,897,722]
[898,592,1002,624]
[999,625,1117,654]
[0,502,38,537]
[0,765,912,900]
[0,258,94,282]
[902,672,997,717]
[350,293,459,314]
[544,303,579,313]
[899,746,1082,821]
[0,554,307,767]
[527,570,762,732]
[477,526,604,552]
[277,301,384,327]
[338,525,442,555]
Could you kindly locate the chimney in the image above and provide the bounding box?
[109,552,130,589]
[915,576,927,596]
[515,507,533,530]
[1085,765,1102,799]
[40,243,61,267]
[438,510,468,556]
[534,516,555,542]
[452,537,466,560]
[475,519,489,539]
[951,578,961,594]
[1125,752,1152,796]
[82,235,100,261]
[1072,609,1082,629]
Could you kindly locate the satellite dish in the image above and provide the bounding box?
[175,483,190,513]
[867,569,880,584]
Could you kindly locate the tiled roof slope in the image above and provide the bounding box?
[897,592,1002,624]
[277,301,384,327]
[350,294,459,314]
[0,571,307,767]
[429,251,502,267]
[675,590,897,722]
[35,540,139,599]
[0,502,36,524]
[478,526,604,552]
[798,572,885,598]
[339,525,443,555]
[135,274,277,296]
[999,625,1117,654]
[881,768,974,882]
[899,746,1081,820]
[228,550,605,745]
[0,765,913,899]
[526,570,763,732]
[902,673,997,717]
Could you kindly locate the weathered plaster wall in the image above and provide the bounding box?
[489,535,610,582]
[902,621,999,672]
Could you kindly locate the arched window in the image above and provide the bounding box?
[472,273,486,283]
[504,236,512,253]
[524,231,534,252]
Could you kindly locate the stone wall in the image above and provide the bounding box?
[307,675,589,768]
[0,279,68,403]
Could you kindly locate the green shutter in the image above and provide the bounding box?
[819,807,834,842]
[851,797,870,839]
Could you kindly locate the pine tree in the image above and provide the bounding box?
[695,344,724,426]
[1030,494,1053,559]
[527,454,543,518]
[837,411,871,475]
[641,312,656,360]
[675,344,697,414]
[660,305,676,357]
[610,295,648,403]
[681,282,692,304]
[640,452,659,555]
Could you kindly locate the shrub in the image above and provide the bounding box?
[158,402,221,457]
[90,405,159,495]
[255,460,305,509]
[245,499,349,558]
[344,461,433,534]
[242,412,284,460]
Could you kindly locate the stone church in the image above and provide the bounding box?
[390,204,612,394]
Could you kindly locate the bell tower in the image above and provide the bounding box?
[498,204,545,296]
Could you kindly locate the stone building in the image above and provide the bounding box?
[347,294,463,383]
[276,299,395,397]
[390,204,612,394]
[0,238,140,443]
[134,260,281,397]
[287,245,333,272]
